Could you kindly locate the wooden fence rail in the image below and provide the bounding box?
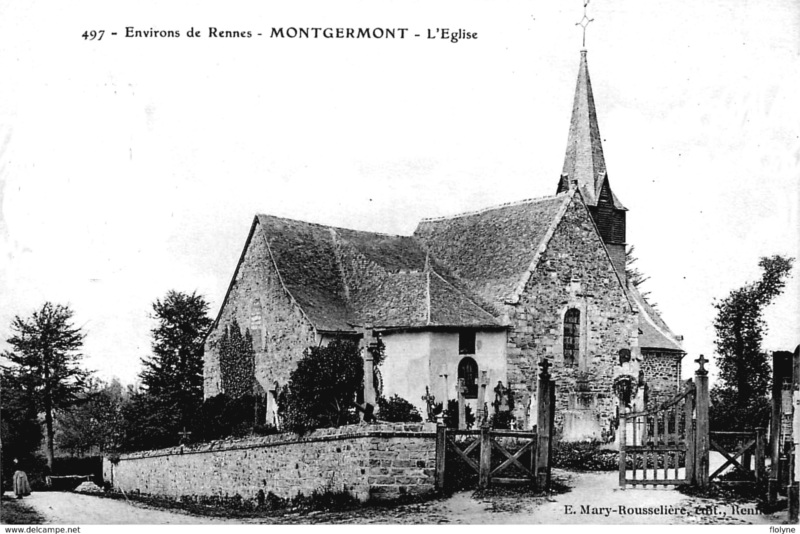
[435,359,555,491]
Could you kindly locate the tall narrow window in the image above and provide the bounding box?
[458,357,479,399]
[563,308,580,365]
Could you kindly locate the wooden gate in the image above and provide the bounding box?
[619,355,710,488]
[437,427,541,489]
[619,380,696,486]
[435,359,556,490]
[709,430,765,484]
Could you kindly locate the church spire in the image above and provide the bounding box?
[556,45,628,285]
[558,50,607,206]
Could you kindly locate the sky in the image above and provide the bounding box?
[0,0,798,387]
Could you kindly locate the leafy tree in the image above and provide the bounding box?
[119,388,181,452]
[139,291,212,435]
[54,378,125,456]
[377,394,422,423]
[710,255,794,431]
[2,303,89,469]
[277,338,363,433]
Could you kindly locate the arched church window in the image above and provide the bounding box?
[563,308,580,365]
[619,348,631,365]
[458,357,478,399]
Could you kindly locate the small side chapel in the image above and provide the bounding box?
[203,49,685,443]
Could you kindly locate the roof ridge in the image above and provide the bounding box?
[429,268,499,321]
[257,213,410,239]
[418,193,566,224]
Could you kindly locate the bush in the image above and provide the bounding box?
[377,395,422,423]
[490,411,515,430]
[193,393,262,441]
[278,338,363,433]
[442,399,475,429]
[552,440,619,471]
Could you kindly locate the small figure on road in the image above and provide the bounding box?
[13,458,31,499]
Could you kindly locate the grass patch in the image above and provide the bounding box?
[0,494,45,524]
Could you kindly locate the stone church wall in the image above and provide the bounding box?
[505,197,639,441]
[642,352,682,407]
[103,423,437,503]
[204,221,317,399]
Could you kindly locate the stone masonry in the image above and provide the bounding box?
[204,221,318,398]
[641,352,682,407]
[103,423,437,503]
[505,195,639,440]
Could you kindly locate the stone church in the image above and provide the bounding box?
[203,50,685,442]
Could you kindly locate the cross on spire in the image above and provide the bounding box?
[576,1,594,49]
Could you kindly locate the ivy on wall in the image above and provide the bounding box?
[218,319,256,399]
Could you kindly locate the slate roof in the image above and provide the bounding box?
[254,215,502,332]
[221,197,679,355]
[627,284,684,353]
[257,215,350,331]
[559,51,625,210]
[413,195,571,305]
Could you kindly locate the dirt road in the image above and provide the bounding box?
[14,469,789,525]
[15,492,233,525]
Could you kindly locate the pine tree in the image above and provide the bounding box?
[139,291,212,434]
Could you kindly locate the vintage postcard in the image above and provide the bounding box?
[0,0,797,530]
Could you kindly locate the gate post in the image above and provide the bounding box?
[684,379,696,485]
[536,359,554,490]
[695,355,710,488]
[769,352,783,504]
[435,423,446,491]
[479,422,491,489]
[619,411,627,488]
[755,427,765,484]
